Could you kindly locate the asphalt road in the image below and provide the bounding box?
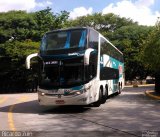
[0,85,159,137]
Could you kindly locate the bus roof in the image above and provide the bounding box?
[46,27,89,34]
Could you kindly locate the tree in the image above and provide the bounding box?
[0,40,39,92]
[143,21,160,92]
[66,13,136,33]
[0,8,156,91]
[111,25,152,80]
[54,10,69,28]
[67,14,153,80]
[0,10,37,43]
[33,7,55,40]
[0,40,39,72]
[33,8,69,40]
[0,8,70,43]
[0,8,71,92]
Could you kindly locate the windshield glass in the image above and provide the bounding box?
[41,29,87,51]
[39,58,85,89]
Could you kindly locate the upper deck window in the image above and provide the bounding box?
[41,29,87,51]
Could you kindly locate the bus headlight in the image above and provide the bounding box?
[41,92,45,96]
[38,91,46,96]
[74,88,87,96]
[75,91,81,95]
[64,88,86,96]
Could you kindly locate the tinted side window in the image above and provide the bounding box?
[89,29,99,50]
[100,38,107,56]
[100,67,119,80]
[100,37,123,62]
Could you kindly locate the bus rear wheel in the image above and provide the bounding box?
[118,82,121,94]
[101,86,108,104]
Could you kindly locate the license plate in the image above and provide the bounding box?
[55,100,65,104]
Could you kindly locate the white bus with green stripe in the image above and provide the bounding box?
[26,27,124,107]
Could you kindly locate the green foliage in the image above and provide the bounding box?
[0,10,37,43]
[0,8,157,91]
[142,22,160,92]
[1,40,39,59]
[111,25,153,80]
[0,8,71,92]
[143,27,160,72]
[0,40,39,92]
[33,8,69,40]
[33,8,55,38]
[0,40,39,73]
[0,8,70,43]
[54,10,70,28]
[66,13,136,33]
[66,13,151,80]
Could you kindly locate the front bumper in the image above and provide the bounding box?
[38,90,90,106]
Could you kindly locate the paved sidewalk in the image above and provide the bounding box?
[125,84,160,100]
[125,84,155,88]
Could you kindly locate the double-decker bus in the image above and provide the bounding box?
[26,27,124,107]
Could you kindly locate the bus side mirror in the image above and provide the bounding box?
[26,53,38,69]
[84,48,94,65]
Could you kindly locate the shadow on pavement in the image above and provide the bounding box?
[0,92,120,115]
[0,100,91,114]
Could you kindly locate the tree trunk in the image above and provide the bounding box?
[155,72,160,93]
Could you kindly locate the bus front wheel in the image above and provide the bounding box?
[93,88,103,107]
[101,85,108,104]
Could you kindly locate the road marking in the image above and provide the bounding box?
[0,97,7,104]
[0,97,8,130]
[8,105,16,131]
[8,96,29,131]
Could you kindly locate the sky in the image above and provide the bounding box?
[0,0,160,26]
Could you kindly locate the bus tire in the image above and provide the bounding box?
[101,85,108,104]
[93,88,103,107]
[118,82,121,94]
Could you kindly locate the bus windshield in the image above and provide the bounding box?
[41,29,87,51]
[39,58,85,89]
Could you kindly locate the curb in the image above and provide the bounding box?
[145,90,160,100]
[124,84,155,88]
